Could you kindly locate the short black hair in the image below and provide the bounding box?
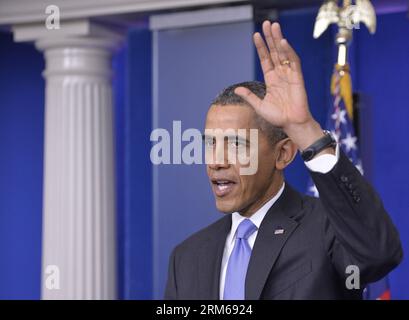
[211,81,287,144]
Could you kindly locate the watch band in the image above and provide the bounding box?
[301,130,336,162]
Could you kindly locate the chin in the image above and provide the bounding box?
[215,199,238,214]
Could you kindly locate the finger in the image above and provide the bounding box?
[262,21,280,66]
[234,87,262,110]
[280,38,302,72]
[271,22,289,64]
[253,32,274,75]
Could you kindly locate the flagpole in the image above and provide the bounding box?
[314,0,376,121]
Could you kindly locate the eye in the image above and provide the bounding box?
[204,137,215,147]
[229,137,245,148]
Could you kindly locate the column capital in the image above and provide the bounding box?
[13,19,123,79]
[12,18,123,51]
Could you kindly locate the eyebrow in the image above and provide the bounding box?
[202,134,249,144]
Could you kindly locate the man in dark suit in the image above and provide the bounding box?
[164,21,403,300]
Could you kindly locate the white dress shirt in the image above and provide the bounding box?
[219,145,340,299]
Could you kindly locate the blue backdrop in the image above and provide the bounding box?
[0,33,44,299]
[0,8,408,299]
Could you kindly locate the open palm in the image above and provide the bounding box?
[235,21,313,130]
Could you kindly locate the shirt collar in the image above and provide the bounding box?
[228,182,285,245]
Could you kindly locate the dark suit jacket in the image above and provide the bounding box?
[164,151,403,299]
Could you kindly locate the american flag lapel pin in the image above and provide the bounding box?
[274,227,285,235]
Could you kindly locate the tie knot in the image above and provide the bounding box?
[236,219,257,240]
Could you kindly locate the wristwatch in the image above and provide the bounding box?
[301,130,337,161]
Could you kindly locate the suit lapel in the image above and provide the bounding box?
[198,215,231,299]
[245,184,303,299]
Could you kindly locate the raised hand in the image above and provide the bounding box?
[235,21,325,151]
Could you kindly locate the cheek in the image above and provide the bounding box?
[240,164,273,194]
[237,176,256,199]
[258,148,276,173]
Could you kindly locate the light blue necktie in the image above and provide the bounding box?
[223,219,257,300]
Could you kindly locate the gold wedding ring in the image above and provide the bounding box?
[281,59,291,66]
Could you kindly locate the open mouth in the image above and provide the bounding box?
[211,179,236,197]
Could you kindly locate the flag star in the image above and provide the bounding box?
[309,184,319,198]
[341,133,357,153]
[331,109,347,125]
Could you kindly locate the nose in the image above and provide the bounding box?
[206,139,230,170]
[208,160,229,171]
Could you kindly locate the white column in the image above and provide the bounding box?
[35,35,119,299]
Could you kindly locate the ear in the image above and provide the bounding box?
[274,138,298,170]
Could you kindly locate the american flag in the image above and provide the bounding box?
[306,64,391,300]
